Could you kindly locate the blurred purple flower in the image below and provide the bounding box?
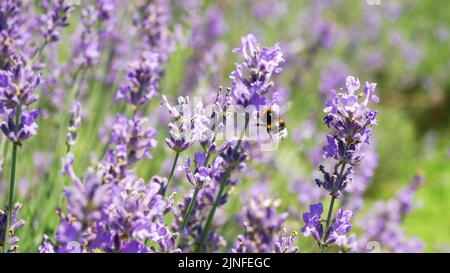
[116,52,162,107]
[231,197,293,253]
[0,202,25,253]
[230,34,284,107]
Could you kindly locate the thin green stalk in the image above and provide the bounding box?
[2,106,21,253]
[177,145,216,248]
[163,152,180,197]
[320,160,347,253]
[321,196,336,253]
[195,122,247,253]
[194,166,231,253]
[177,186,200,247]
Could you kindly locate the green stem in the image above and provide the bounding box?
[320,160,347,253]
[177,186,200,247]
[195,121,247,253]
[194,166,231,253]
[163,152,180,197]
[177,146,215,248]
[321,196,336,253]
[2,107,21,253]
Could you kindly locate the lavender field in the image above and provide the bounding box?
[0,0,449,254]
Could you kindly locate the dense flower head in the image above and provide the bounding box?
[101,114,157,181]
[116,51,162,107]
[273,229,298,253]
[97,0,117,21]
[0,108,39,146]
[161,95,194,152]
[231,196,294,253]
[0,62,42,109]
[67,5,102,70]
[109,114,157,164]
[327,208,353,245]
[44,161,179,253]
[230,33,284,107]
[323,76,379,159]
[300,203,353,247]
[0,0,26,58]
[0,202,25,253]
[39,0,74,43]
[316,75,379,197]
[132,0,173,61]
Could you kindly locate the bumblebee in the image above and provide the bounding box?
[258,107,288,140]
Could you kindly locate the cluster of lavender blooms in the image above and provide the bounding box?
[318,76,379,197]
[0,58,41,146]
[116,51,162,108]
[232,197,297,253]
[39,0,175,254]
[38,0,74,45]
[41,165,179,253]
[103,114,157,179]
[0,0,74,251]
[0,0,433,254]
[300,76,380,251]
[230,34,284,107]
[0,202,25,253]
[302,203,352,247]
[164,33,285,252]
[132,0,173,61]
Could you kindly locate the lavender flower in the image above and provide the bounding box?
[109,114,157,164]
[172,152,226,252]
[0,0,26,59]
[317,76,379,197]
[230,34,284,107]
[102,114,157,180]
[132,0,173,61]
[39,0,74,44]
[116,52,162,108]
[0,108,39,146]
[231,197,294,253]
[161,95,194,153]
[0,64,42,109]
[300,203,353,247]
[182,152,212,189]
[0,202,25,253]
[66,5,102,71]
[273,229,298,253]
[44,157,179,253]
[300,203,323,242]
